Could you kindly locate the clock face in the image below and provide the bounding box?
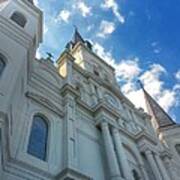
[105,93,118,107]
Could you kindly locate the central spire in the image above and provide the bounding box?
[73,26,85,45]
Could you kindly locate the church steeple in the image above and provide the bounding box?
[139,81,176,129]
[0,0,43,48]
[65,27,92,51]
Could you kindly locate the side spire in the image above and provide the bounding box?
[139,80,176,128]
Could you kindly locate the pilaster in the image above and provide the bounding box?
[111,128,133,180]
[144,150,162,180]
[154,154,170,180]
[163,156,177,180]
[100,121,122,180]
[62,88,78,170]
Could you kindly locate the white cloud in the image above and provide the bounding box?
[151,41,158,47]
[101,0,125,24]
[34,0,39,6]
[115,59,141,81]
[76,1,92,17]
[175,70,180,80]
[153,49,161,54]
[93,42,140,81]
[93,42,179,116]
[140,64,166,97]
[122,63,179,115]
[93,42,115,67]
[43,23,48,34]
[35,48,41,59]
[158,90,176,112]
[55,10,71,23]
[87,25,94,32]
[97,20,115,38]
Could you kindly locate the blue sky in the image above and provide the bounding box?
[35,0,180,122]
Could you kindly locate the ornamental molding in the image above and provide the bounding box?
[25,91,64,117]
[135,131,158,146]
[56,167,93,180]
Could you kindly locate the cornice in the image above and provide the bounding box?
[29,71,62,99]
[135,131,158,146]
[25,91,64,117]
[60,84,80,98]
[56,167,92,180]
[57,50,75,65]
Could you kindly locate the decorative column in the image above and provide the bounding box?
[139,164,150,180]
[144,150,162,180]
[101,122,121,180]
[154,154,171,180]
[111,128,133,180]
[62,92,77,169]
[164,156,177,180]
[0,128,2,179]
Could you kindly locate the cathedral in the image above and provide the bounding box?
[0,0,180,180]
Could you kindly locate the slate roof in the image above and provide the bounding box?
[140,82,176,128]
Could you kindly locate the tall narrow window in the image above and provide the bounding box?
[0,55,6,76]
[10,11,27,28]
[28,115,48,161]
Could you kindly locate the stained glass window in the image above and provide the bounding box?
[28,115,48,161]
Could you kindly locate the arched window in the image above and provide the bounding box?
[175,144,180,156]
[0,54,6,76]
[10,11,27,28]
[28,115,48,161]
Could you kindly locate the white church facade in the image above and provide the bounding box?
[0,0,180,180]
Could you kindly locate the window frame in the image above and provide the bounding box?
[10,11,27,28]
[27,114,49,161]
